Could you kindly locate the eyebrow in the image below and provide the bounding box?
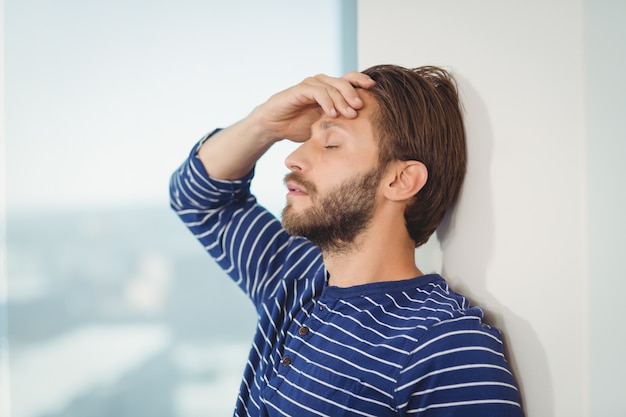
[319,120,345,131]
[308,119,348,140]
[311,120,347,137]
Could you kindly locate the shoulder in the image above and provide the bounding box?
[394,275,507,379]
[392,277,523,416]
[374,274,481,328]
[327,275,486,349]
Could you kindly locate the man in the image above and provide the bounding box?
[170,65,524,416]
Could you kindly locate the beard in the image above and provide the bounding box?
[281,166,383,253]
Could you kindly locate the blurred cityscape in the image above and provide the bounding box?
[5,204,256,417]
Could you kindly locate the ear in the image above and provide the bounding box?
[382,160,428,202]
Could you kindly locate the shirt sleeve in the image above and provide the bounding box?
[395,314,525,417]
[169,130,311,308]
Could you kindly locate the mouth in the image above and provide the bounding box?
[286,181,308,195]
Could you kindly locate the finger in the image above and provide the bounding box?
[309,74,366,117]
[322,85,358,118]
[342,71,376,89]
[326,72,376,110]
[298,76,351,118]
[297,77,340,118]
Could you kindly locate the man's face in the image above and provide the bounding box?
[282,166,382,252]
[281,90,383,252]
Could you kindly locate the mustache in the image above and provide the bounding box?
[284,172,317,194]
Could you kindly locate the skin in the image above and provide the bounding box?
[282,151,382,254]
[281,92,381,241]
[197,72,428,287]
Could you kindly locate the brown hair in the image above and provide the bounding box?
[362,65,467,247]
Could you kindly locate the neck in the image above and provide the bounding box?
[322,217,423,288]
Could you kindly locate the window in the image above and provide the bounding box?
[2,1,354,416]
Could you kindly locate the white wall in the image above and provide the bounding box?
[585,1,626,416]
[359,1,589,416]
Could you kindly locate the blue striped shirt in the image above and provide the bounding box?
[170,133,524,416]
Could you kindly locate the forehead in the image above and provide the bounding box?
[314,89,379,133]
[356,88,378,118]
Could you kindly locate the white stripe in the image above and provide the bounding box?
[367,295,452,322]
[289,332,396,382]
[412,380,518,397]
[339,299,428,332]
[315,318,411,355]
[313,307,421,343]
[397,363,512,392]
[408,398,522,413]
[407,327,502,359]
[388,292,456,319]
[272,370,385,417]
[410,345,505,374]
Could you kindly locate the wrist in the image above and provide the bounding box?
[244,106,284,145]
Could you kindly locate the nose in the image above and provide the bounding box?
[284,142,310,173]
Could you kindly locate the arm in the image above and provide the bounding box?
[170,72,376,304]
